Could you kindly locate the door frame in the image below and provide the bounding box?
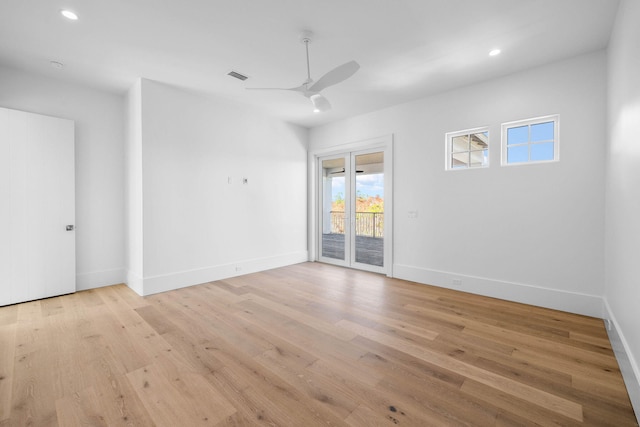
[308,135,393,277]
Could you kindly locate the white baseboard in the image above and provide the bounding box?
[140,251,309,296]
[604,300,640,420]
[393,264,604,318]
[126,270,144,296]
[76,268,125,291]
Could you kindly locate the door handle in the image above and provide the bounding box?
[66,225,75,231]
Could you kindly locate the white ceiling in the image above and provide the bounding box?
[0,0,620,128]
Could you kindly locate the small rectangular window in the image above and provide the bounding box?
[501,115,559,165]
[445,127,489,170]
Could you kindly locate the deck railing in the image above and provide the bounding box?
[330,211,384,238]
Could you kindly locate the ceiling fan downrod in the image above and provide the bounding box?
[301,31,313,86]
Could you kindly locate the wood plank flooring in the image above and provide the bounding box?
[0,262,637,426]
[321,234,384,267]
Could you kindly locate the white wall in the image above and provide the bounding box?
[127,79,308,295]
[124,79,144,294]
[605,0,640,413]
[0,65,125,290]
[310,51,607,317]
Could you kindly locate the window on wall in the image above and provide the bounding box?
[501,115,559,165]
[445,128,489,170]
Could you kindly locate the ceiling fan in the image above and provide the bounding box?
[330,168,364,174]
[247,31,360,113]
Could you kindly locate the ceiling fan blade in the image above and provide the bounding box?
[309,60,360,92]
[310,93,331,112]
[246,84,306,92]
[330,168,364,174]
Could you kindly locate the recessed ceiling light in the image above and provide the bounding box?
[61,10,78,20]
[489,49,501,57]
[50,61,64,69]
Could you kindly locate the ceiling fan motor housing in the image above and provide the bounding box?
[300,30,314,44]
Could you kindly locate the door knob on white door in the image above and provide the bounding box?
[66,225,75,231]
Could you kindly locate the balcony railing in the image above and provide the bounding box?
[330,211,384,238]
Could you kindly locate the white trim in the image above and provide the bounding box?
[139,250,308,296]
[309,135,393,277]
[76,268,125,291]
[393,263,603,317]
[501,114,560,166]
[603,299,640,418]
[310,135,393,158]
[126,270,144,296]
[445,126,490,171]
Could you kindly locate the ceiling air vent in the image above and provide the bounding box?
[227,70,248,81]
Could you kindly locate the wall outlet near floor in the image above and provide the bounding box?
[235,266,242,272]
[604,318,612,331]
[452,278,462,287]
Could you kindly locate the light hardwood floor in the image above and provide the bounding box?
[0,262,637,426]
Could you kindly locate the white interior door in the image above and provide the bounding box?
[0,108,75,306]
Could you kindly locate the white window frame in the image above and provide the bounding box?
[445,127,490,171]
[501,115,559,166]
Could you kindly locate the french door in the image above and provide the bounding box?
[318,148,389,274]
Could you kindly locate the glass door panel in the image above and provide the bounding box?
[353,152,384,268]
[320,156,348,263]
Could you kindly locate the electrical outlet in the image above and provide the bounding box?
[452,279,462,287]
[235,266,242,272]
[604,319,612,331]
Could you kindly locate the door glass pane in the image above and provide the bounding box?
[354,152,384,267]
[321,157,345,261]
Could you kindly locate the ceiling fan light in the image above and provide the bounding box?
[310,94,322,112]
[61,10,78,20]
[310,93,331,113]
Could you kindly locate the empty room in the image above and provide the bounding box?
[1,0,639,425]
